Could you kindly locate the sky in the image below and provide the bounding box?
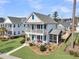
[0,0,79,18]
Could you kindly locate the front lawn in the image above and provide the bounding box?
[11,44,79,59]
[0,37,23,53]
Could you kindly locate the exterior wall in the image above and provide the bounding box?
[27,13,43,23]
[46,23,57,32]
[7,24,27,36]
[57,24,65,31]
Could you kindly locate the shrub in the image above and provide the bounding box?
[40,45,47,52]
[1,39,9,41]
[69,50,79,57]
[27,37,30,41]
[69,50,74,55]
[74,51,79,57]
[29,43,34,46]
[20,39,25,44]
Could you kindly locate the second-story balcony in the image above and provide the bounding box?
[26,24,49,35]
[26,29,49,35]
[26,29,45,33]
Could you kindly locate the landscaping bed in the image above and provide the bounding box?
[29,43,58,55]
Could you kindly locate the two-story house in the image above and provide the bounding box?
[0,16,27,37]
[25,12,62,44]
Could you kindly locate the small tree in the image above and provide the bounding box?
[0,27,7,39]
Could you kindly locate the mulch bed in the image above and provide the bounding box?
[29,44,58,55]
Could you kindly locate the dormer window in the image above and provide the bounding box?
[32,15,34,20]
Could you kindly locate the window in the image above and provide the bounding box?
[18,31,20,34]
[24,24,26,27]
[14,31,16,35]
[37,35,40,39]
[49,34,52,40]
[32,15,34,20]
[41,25,43,29]
[32,35,34,40]
[27,24,29,27]
[1,24,2,27]
[8,31,12,35]
[44,24,47,29]
[14,24,15,28]
[41,36,42,40]
[37,24,40,29]
[32,24,34,30]
[9,24,12,27]
[44,35,46,41]
[18,24,20,27]
[3,24,4,27]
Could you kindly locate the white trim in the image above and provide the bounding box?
[25,32,44,36]
[57,35,59,44]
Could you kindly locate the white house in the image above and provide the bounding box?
[57,19,71,31]
[0,16,27,37]
[25,12,62,44]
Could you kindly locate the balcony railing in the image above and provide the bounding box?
[26,29,44,33]
[26,29,49,35]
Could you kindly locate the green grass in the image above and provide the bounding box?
[11,44,79,59]
[0,37,23,53]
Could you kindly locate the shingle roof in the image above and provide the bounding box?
[27,12,57,24]
[50,29,62,35]
[34,12,57,24]
[0,17,5,23]
[58,20,71,27]
[8,16,27,24]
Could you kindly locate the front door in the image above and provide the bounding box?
[37,35,41,42]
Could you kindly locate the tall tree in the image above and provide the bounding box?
[53,11,58,22]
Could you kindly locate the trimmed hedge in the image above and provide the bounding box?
[40,45,47,52]
[20,39,25,44]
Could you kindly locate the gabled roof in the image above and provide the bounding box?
[0,17,5,23]
[8,16,27,24]
[58,20,71,27]
[50,29,62,35]
[27,12,57,24]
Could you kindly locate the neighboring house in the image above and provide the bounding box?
[0,16,27,37]
[57,18,71,31]
[25,12,62,44]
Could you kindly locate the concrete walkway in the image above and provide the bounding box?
[0,54,21,59]
[0,43,29,59]
[6,43,29,55]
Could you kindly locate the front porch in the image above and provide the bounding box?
[49,29,62,44]
[26,34,48,44]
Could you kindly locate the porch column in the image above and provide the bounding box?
[27,34,30,37]
[57,35,59,44]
